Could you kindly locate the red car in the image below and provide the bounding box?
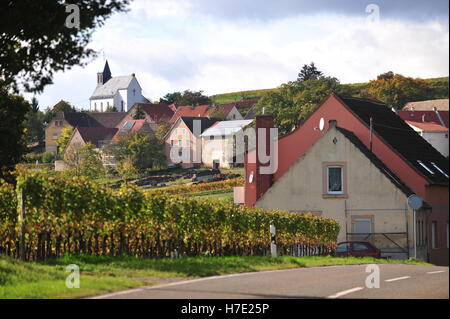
[333,241,381,258]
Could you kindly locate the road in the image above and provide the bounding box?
[93,264,449,299]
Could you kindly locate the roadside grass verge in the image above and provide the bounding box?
[0,254,430,299]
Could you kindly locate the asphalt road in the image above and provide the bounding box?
[93,264,449,299]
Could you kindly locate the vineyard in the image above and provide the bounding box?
[0,173,339,261]
[146,177,244,196]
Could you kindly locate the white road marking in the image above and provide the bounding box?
[385,276,410,282]
[327,287,364,299]
[427,270,446,274]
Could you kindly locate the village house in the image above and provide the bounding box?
[170,104,243,123]
[124,103,174,133]
[242,94,449,265]
[164,117,218,168]
[200,120,253,169]
[405,121,449,157]
[89,60,149,112]
[44,111,126,153]
[403,99,449,111]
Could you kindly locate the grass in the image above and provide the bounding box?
[0,254,430,299]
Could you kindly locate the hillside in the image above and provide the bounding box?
[210,77,449,104]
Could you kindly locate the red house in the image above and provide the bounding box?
[245,94,449,265]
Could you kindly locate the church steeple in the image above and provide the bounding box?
[97,60,112,85]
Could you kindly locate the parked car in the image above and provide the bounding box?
[333,241,381,258]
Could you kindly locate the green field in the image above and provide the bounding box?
[210,76,449,104]
[0,254,429,299]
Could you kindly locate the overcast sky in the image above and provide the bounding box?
[32,0,449,110]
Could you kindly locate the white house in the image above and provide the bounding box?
[406,121,449,157]
[89,61,149,112]
[200,119,253,169]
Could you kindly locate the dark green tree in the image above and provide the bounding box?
[24,97,45,146]
[160,90,211,106]
[297,62,324,81]
[0,0,130,93]
[0,84,30,179]
[133,105,146,120]
[159,92,182,104]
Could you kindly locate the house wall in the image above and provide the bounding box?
[45,118,70,153]
[226,107,244,121]
[201,136,233,169]
[64,130,86,155]
[165,121,201,168]
[126,77,145,112]
[90,98,114,112]
[421,131,449,157]
[255,126,423,260]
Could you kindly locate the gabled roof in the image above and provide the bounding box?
[396,110,449,128]
[170,105,211,122]
[113,120,148,140]
[336,127,415,197]
[200,120,254,137]
[406,121,449,132]
[133,103,174,123]
[53,112,126,128]
[76,127,118,146]
[180,117,219,135]
[87,112,127,128]
[90,75,134,100]
[403,99,449,111]
[337,95,449,185]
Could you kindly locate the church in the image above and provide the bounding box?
[89,60,149,112]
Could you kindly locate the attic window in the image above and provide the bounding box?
[431,162,449,178]
[417,160,434,175]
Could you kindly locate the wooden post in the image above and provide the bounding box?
[18,187,26,261]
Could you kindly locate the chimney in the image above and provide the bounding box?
[255,115,275,200]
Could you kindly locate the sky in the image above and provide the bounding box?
[32,0,449,110]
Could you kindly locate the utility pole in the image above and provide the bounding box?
[270,224,277,258]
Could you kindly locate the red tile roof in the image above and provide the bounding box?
[405,121,449,132]
[170,104,242,123]
[396,110,449,128]
[133,103,174,124]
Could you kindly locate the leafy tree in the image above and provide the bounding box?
[160,90,211,106]
[133,105,146,119]
[362,72,434,109]
[0,83,30,179]
[297,62,324,81]
[64,142,105,178]
[105,105,118,112]
[24,97,45,145]
[56,126,74,154]
[0,0,130,93]
[160,92,182,104]
[105,132,165,172]
[155,122,172,143]
[208,106,228,120]
[255,77,347,135]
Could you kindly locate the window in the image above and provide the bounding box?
[327,166,343,194]
[178,140,182,147]
[107,101,110,107]
[335,243,350,253]
[178,150,182,157]
[354,218,372,234]
[432,221,438,249]
[170,140,174,146]
[353,243,369,251]
[94,102,97,111]
[52,133,59,140]
[55,120,63,127]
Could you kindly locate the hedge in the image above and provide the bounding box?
[0,173,339,261]
[146,177,244,196]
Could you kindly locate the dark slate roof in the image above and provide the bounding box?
[87,112,127,128]
[336,127,414,197]
[337,95,449,185]
[54,112,126,128]
[180,117,220,135]
[77,127,118,146]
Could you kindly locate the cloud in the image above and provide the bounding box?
[32,1,448,110]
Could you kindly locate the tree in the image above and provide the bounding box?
[64,142,105,178]
[0,0,130,93]
[133,105,146,119]
[104,132,165,173]
[297,62,324,81]
[24,97,45,146]
[208,106,228,120]
[255,77,347,136]
[155,122,172,144]
[56,126,74,154]
[362,72,434,109]
[105,105,118,112]
[160,90,211,106]
[0,83,30,179]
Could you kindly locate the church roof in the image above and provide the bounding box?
[90,75,134,100]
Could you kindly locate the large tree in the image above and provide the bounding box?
[255,77,348,136]
[24,97,45,146]
[297,62,324,81]
[64,142,105,178]
[160,90,211,106]
[362,72,434,109]
[0,84,30,179]
[0,0,130,93]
